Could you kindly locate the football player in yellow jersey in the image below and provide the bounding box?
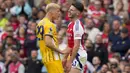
[36,3,66,73]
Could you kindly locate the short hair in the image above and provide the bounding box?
[45,3,60,12]
[5,36,14,41]
[72,1,84,12]
[19,14,27,20]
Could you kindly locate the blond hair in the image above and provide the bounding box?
[45,3,60,13]
[114,0,128,11]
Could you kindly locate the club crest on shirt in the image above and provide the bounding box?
[50,27,52,31]
[49,27,52,34]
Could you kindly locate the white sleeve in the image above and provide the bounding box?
[18,64,25,73]
[73,20,84,40]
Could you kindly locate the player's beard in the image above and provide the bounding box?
[68,13,77,19]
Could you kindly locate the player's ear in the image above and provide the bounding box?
[77,12,80,16]
[77,11,80,16]
[49,11,54,16]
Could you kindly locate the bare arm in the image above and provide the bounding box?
[45,35,63,54]
[65,39,80,73]
[69,39,80,62]
[63,46,72,59]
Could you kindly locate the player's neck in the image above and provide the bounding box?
[45,13,53,22]
[71,17,79,22]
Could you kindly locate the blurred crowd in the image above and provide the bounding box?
[0,0,130,73]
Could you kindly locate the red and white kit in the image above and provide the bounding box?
[67,19,87,70]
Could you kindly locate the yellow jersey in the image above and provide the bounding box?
[36,18,60,63]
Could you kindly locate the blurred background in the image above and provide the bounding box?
[0,0,130,73]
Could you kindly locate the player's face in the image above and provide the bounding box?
[52,8,61,20]
[68,5,78,18]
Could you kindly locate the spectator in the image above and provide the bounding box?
[119,57,129,72]
[106,5,121,28]
[9,15,19,31]
[58,29,66,47]
[4,48,13,73]
[109,58,121,73]
[110,63,121,73]
[59,25,68,44]
[26,21,36,34]
[93,34,108,64]
[109,19,121,46]
[4,0,13,10]
[92,56,102,73]
[111,27,130,57]
[0,2,6,12]
[15,14,27,35]
[1,26,14,41]
[112,53,121,61]
[85,39,94,63]
[16,27,26,58]
[4,0,14,19]
[54,16,63,31]
[8,49,25,73]
[31,7,38,21]
[24,21,37,57]
[37,50,47,73]
[103,0,112,10]
[2,36,14,50]
[38,0,46,10]
[36,9,46,23]
[101,22,111,48]
[58,30,67,59]
[37,9,46,22]
[18,14,27,29]
[61,1,71,24]
[25,50,43,73]
[85,18,100,43]
[60,25,68,34]
[10,0,32,17]
[87,0,105,28]
[98,64,109,73]
[0,8,8,31]
[114,0,129,24]
[2,36,20,50]
[123,64,130,73]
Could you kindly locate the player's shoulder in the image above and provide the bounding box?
[74,20,83,27]
[37,19,45,26]
[38,18,52,27]
[74,19,83,24]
